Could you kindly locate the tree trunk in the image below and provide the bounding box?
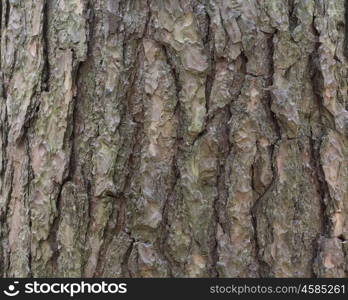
[0,0,347,278]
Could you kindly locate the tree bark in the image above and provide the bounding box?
[0,0,347,278]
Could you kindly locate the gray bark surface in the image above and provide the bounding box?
[0,0,348,278]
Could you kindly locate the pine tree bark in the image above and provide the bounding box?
[0,0,347,278]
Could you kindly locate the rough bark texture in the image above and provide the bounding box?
[0,0,348,278]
